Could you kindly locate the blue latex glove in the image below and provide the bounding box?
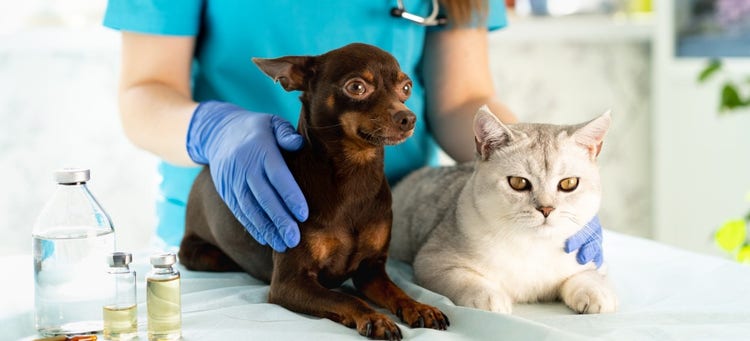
[564,215,603,268]
[186,101,308,252]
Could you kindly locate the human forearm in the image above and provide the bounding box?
[118,82,198,166]
[423,28,517,163]
[429,98,516,163]
[117,32,198,166]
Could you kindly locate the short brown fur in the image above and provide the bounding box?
[179,43,446,340]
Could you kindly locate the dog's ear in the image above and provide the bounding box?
[252,56,312,92]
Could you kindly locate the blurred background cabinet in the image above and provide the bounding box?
[652,0,750,255]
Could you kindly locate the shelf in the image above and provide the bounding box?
[490,13,655,43]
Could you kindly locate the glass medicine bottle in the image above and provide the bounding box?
[32,168,115,336]
[146,253,181,341]
[103,252,138,340]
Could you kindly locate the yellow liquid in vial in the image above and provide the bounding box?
[103,304,138,340]
[147,277,181,340]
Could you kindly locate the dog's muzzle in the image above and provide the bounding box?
[392,110,416,132]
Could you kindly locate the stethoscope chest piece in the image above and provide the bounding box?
[391,0,447,26]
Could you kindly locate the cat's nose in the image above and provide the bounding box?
[536,206,555,218]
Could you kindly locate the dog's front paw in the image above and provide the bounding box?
[453,287,513,314]
[565,285,618,314]
[395,301,449,330]
[354,312,402,340]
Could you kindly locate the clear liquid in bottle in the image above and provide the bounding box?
[32,168,115,336]
[33,228,114,335]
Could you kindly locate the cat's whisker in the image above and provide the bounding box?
[575,224,603,242]
[557,210,587,228]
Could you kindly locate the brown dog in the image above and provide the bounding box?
[179,43,449,340]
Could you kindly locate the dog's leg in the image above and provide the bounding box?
[178,233,242,272]
[353,257,449,330]
[269,272,402,339]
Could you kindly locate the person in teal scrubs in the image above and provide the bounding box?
[103,0,605,266]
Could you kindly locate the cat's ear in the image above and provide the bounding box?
[573,110,611,160]
[473,105,514,161]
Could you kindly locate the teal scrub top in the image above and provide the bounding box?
[103,0,507,246]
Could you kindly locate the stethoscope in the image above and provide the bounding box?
[390,0,447,26]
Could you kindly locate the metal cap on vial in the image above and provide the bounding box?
[108,252,133,267]
[150,253,177,267]
[54,168,91,184]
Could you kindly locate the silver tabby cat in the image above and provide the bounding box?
[389,106,617,314]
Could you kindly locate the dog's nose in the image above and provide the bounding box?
[392,111,416,132]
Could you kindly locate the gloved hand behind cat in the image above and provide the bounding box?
[565,215,603,268]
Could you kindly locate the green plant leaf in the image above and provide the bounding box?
[698,59,722,83]
[736,245,750,263]
[715,218,747,252]
[720,83,743,112]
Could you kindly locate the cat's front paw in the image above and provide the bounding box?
[453,288,513,314]
[565,285,618,314]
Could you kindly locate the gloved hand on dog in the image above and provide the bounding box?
[187,101,308,252]
[565,215,604,268]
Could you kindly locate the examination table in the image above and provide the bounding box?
[3,230,750,340]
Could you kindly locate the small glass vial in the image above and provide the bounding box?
[103,252,138,340]
[147,253,181,341]
[32,168,115,336]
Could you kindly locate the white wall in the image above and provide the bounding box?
[0,3,159,257]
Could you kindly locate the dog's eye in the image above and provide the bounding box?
[345,81,367,96]
[402,83,411,95]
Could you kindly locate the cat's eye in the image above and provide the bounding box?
[507,176,531,191]
[558,177,579,192]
